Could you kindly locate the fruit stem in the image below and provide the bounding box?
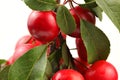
[72,0,80,5]
[63,0,68,5]
[70,48,77,50]
[68,0,74,8]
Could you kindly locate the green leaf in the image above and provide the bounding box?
[28,50,47,80]
[61,42,73,68]
[0,59,6,65]
[48,50,61,72]
[45,60,52,78]
[62,42,69,66]
[0,66,10,80]
[96,0,120,32]
[81,20,110,64]
[80,1,97,8]
[84,0,95,3]
[8,45,47,80]
[57,5,76,34]
[24,0,57,11]
[92,6,103,21]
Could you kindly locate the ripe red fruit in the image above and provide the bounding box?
[52,69,84,80]
[12,44,35,63]
[76,38,87,63]
[84,60,118,80]
[6,44,35,65]
[27,11,60,44]
[69,6,95,38]
[6,35,42,65]
[15,35,41,49]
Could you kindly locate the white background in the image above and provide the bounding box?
[0,0,120,79]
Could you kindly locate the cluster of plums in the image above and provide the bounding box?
[6,6,118,80]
